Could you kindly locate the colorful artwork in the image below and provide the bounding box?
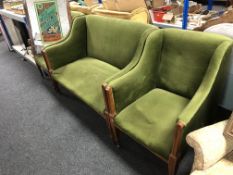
[34,0,62,42]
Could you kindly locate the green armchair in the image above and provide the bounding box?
[42,15,155,116]
[102,29,233,175]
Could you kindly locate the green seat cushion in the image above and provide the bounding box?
[35,55,47,70]
[114,88,189,159]
[52,57,120,113]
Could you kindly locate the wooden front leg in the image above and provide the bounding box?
[102,84,120,146]
[168,121,185,175]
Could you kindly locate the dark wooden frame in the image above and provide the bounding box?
[224,112,233,139]
[102,84,186,175]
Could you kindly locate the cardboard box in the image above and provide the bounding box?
[172,3,202,15]
[92,7,149,24]
[152,0,165,9]
[84,0,98,6]
[70,1,98,14]
[11,5,25,15]
[3,0,23,10]
[102,0,147,12]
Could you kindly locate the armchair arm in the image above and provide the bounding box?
[178,41,233,127]
[43,16,87,70]
[105,31,163,114]
[105,27,157,84]
[186,120,233,171]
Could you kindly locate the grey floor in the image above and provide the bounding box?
[0,37,193,175]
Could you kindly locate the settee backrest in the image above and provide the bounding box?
[86,15,154,69]
[157,29,230,98]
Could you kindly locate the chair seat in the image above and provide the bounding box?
[114,88,189,159]
[52,57,120,114]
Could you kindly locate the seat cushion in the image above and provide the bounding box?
[52,57,120,114]
[114,88,189,159]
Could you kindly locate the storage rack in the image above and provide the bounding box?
[0,8,35,65]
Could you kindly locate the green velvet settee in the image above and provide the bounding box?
[42,15,155,116]
[102,29,233,175]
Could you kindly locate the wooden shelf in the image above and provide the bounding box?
[0,9,25,23]
[12,44,36,65]
[149,10,198,30]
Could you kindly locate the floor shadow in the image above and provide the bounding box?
[41,80,168,175]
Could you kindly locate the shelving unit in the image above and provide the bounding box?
[150,0,212,30]
[12,44,35,64]
[0,8,36,65]
[149,10,197,30]
[0,9,25,23]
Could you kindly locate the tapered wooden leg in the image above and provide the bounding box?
[168,121,185,175]
[36,64,45,78]
[168,154,177,175]
[104,110,120,147]
[109,117,120,147]
[102,84,120,147]
[104,110,114,138]
[52,80,61,93]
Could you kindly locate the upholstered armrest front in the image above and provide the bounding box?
[106,30,163,113]
[43,16,87,70]
[186,120,233,171]
[178,41,233,127]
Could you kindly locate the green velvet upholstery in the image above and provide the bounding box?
[44,16,87,70]
[107,29,233,160]
[35,14,85,71]
[157,30,230,98]
[43,15,155,114]
[53,57,120,113]
[115,88,189,159]
[86,16,154,69]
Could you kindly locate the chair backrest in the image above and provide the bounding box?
[86,15,154,69]
[157,29,231,98]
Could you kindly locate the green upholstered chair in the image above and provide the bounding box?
[42,15,155,116]
[102,29,233,175]
[34,12,85,78]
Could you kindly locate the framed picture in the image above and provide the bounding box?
[24,0,71,54]
[34,0,62,42]
[224,112,233,139]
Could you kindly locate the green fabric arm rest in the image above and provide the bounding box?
[43,16,87,70]
[107,31,163,113]
[178,41,233,129]
[105,28,157,84]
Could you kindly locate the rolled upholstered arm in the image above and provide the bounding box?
[105,30,162,113]
[43,16,87,70]
[186,120,233,171]
[178,41,233,126]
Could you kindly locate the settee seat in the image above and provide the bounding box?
[52,57,120,114]
[114,88,189,159]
